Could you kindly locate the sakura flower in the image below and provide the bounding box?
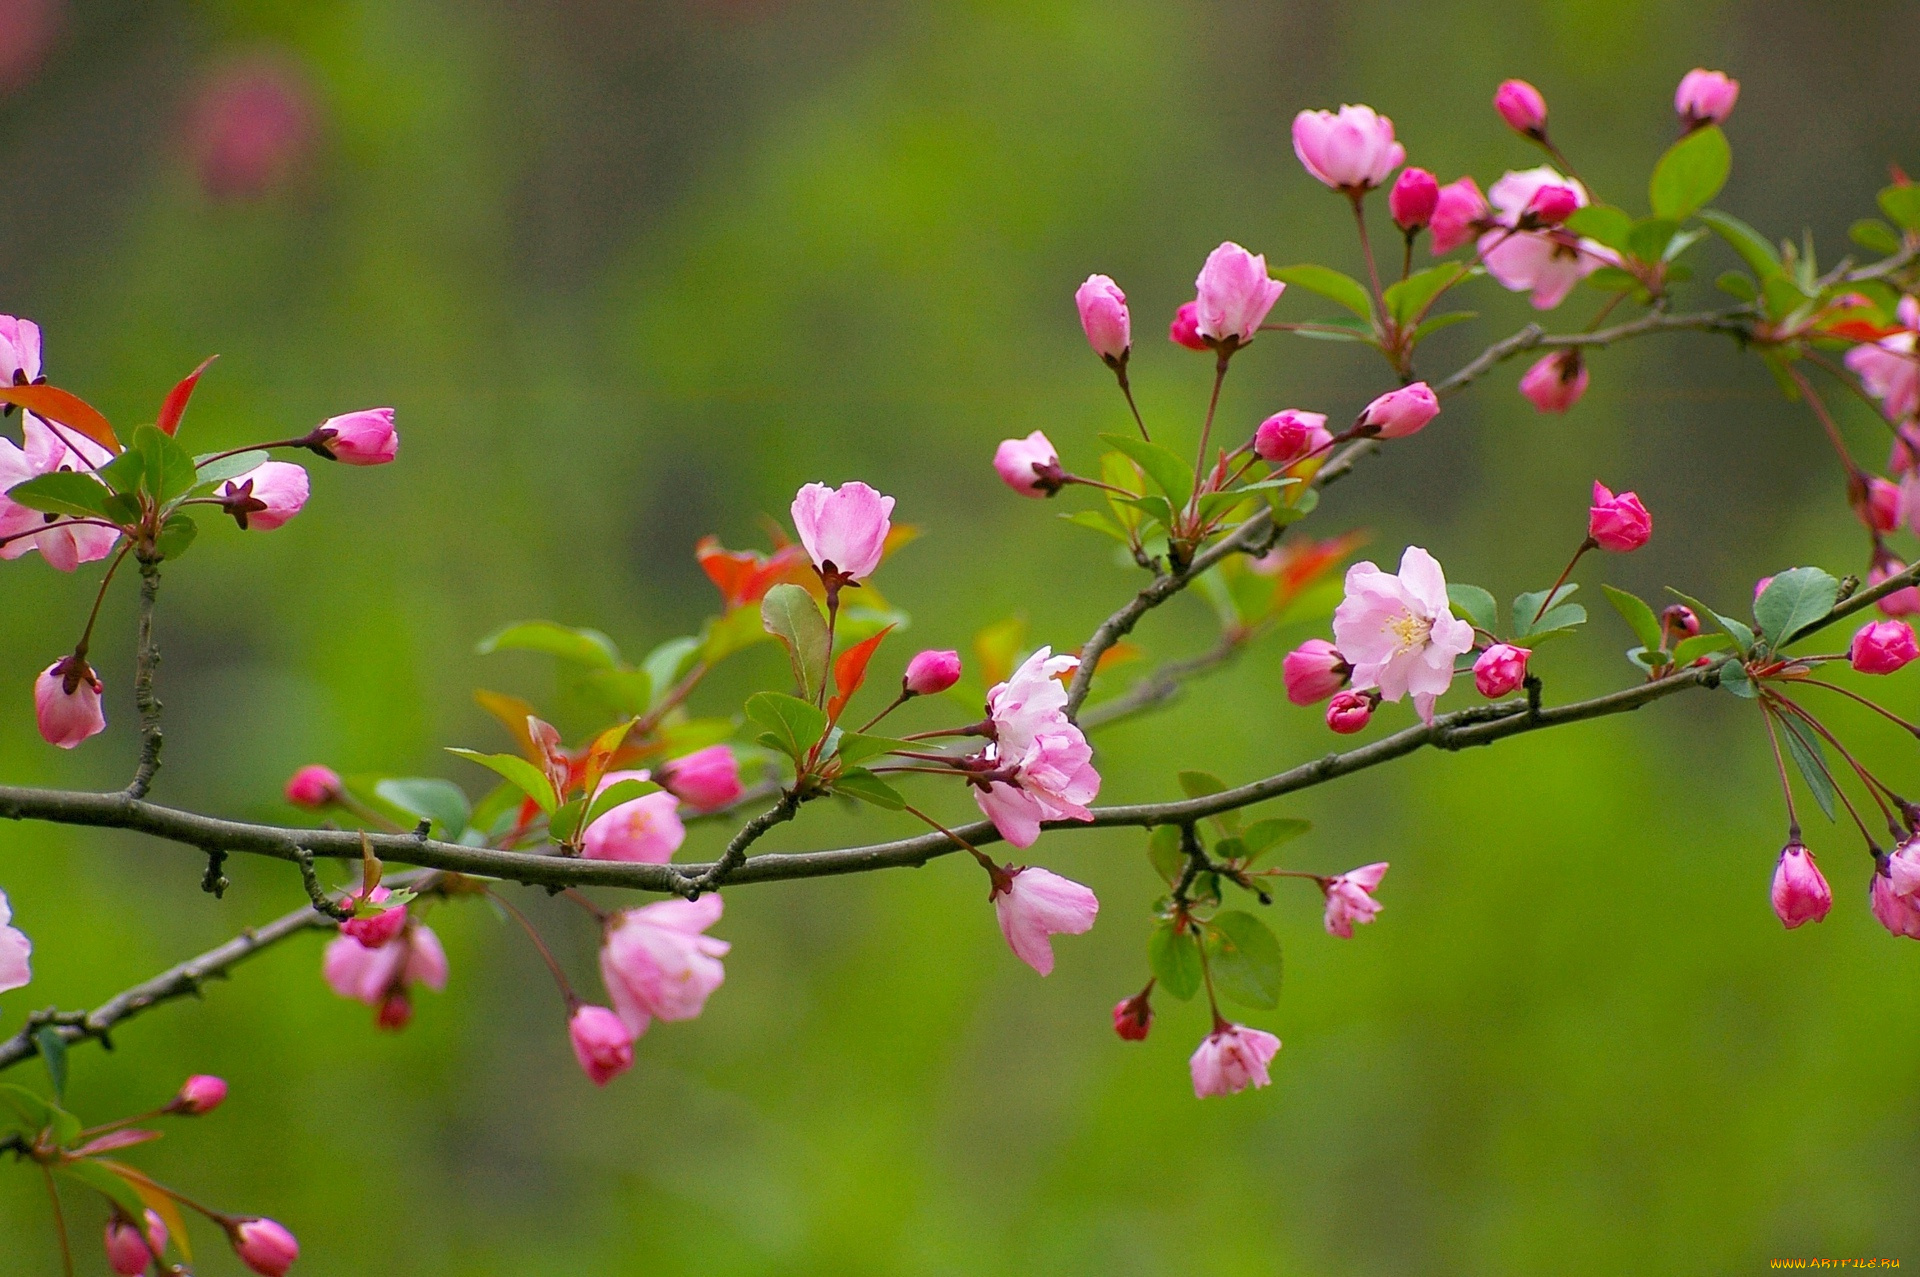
[991,865,1098,976]
[1862,476,1902,534]
[582,774,685,863]
[599,894,730,1034]
[1359,382,1439,439]
[0,313,42,385]
[1885,837,1920,900]
[1851,620,1918,674]
[34,656,105,748]
[1845,297,1919,421]
[1588,482,1651,552]
[1479,167,1614,309]
[1331,546,1476,722]
[1871,868,1920,940]
[1323,862,1388,938]
[218,460,308,531]
[312,407,397,465]
[1291,104,1405,191]
[0,888,31,993]
[1770,841,1831,929]
[993,430,1065,497]
[1429,177,1488,255]
[0,417,120,570]
[1870,556,1920,617]
[791,480,894,582]
[340,885,408,949]
[568,1003,636,1086]
[656,745,743,813]
[1192,242,1285,347]
[1074,274,1130,364]
[971,647,1100,848]
[322,920,446,1029]
[1190,1023,1281,1098]
[1253,409,1331,468]
[1675,68,1739,130]
[1518,349,1588,413]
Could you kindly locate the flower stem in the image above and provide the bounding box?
[1531,538,1596,625]
[40,1166,72,1277]
[1190,350,1231,523]
[486,888,577,1004]
[1759,702,1801,833]
[1115,364,1151,443]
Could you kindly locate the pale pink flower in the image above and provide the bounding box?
[0,313,41,382]
[1473,644,1531,697]
[284,764,342,808]
[972,647,1100,848]
[323,922,446,1027]
[1429,177,1488,255]
[1389,167,1438,231]
[104,1211,168,1275]
[1846,310,1918,421]
[1282,638,1349,705]
[568,1003,635,1086]
[1886,837,1920,900]
[34,657,104,748]
[1168,301,1207,351]
[1074,274,1130,363]
[1253,409,1330,467]
[1675,68,1739,129]
[1190,1023,1281,1097]
[1871,557,1920,617]
[1323,861,1388,938]
[1192,242,1285,346]
[1589,482,1651,552]
[0,888,30,993]
[582,774,685,863]
[1852,620,1918,674]
[791,480,894,581]
[1518,349,1588,413]
[314,407,397,466]
[0,417,120,571]
[1494,79,1548,137]
[991,866,1098,976]
[1480,168,1614,309]
[171,1074,228,1115]
[230,1217,299,1276]
[599,895,730,1033]
[1332,546,1476,722]
[1326,690,1373,733]
[993,430,1063,497]
[904,648,961,696]
[1291,104,1405,191]
[657,746,742,813]
[1359,382,1439,439]
[188,58,316,201]
[1872,869,1920,939]
[1770,842,1831,929]
[220,460,309,531]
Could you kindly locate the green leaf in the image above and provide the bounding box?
[3,470,117,520]
[98,450,145,496]
[56,1160,150,1225]
[1601,585,1663,653]
[745,691,828,763]
[1562,204,1634,250]
[1718,659,1756,698]
[1447,584,1498,633]
[1584,265,1644,295]
[191,449,270,490]
[1239,817,1310,863]
[1671,632,1735,665]
[1851,219,1903,255]
[1649,124,1731,220]
[1511,584,1582,639]
[640,636,702,708]
[1148,919,1203,1000]
[373,779,470,838]
[154,512,196,560]
[476,620,622,670]
[34,1028,65,1101]
[446,750,557,814]
[0,1083,52,1132]
[1203,911,1284,1010]
[1147,825,1182,884]
[581,668,652,717]
[760,583,831,701]
[1382,262,1468,327]
[834,733,906,768]
[1715,271,1757,301]
[1289,315,1377,343]
[1177,770,1239,834]
[1061,508,1132,544]
[1662,227,1709,263]
[1761,274,1813,323]
[131,424,196,504]
[1698,209,1782,278]
[1271,263,1375,321]
[1878,184,1920,233]
[548,797,588,845]
[1778,714,1837,822]
[1410,311,1477,341]
[582,778,659,830]
[833,767,904,809]
[1101,433,1194,511]
[1667,588,1755,653]
[1117,493,1175,535]
[1755,566,1840,647]
[1624,217,1681,265]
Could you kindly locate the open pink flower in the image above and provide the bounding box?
[1871,556,1920,617]
[991,866,1098,976]
[0,888,31,994]
[599,895,730,1034]
[657,745,742,813]
[791,480,894,581]
[34,657,105,748]
[1588,482,1651,552]
[582,773,685,863]
[314,407,397,465]
[971,647,1100,848]
[323,921,446,1028]
[1675,68,1739,130]
[1075,274,1130,363]
[1292,104,1405,191]
[1429,177,1488,255]
[1886,837,1920,900]
[569,1003,635,1086]
[1331,546,1475,722]
[1323,862,1388,938]
[0,314,41,383]
[1846,298,1919,421]
[219,460,308,531]
[1872,868,1920,939]
[1479,168,1614,309]
[994,430,1064,497]
[1192,242,1285,347]
[1518,350,1588,413]
[1190,1023,1280,1097]
[1770,842,1831,929]
[0,417,120,571]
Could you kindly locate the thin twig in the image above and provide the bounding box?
[124,556,164,800]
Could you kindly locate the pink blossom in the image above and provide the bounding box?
[1862,476,1901,533]
[1112,988,1153,1041]
[171,1073,228,1115]
[1887,837,1920,900]
[1190,1023,1281,1097]
[341,886,409,949]
[1871,869,1920,939]
[971,647,1100,848]
[1283,638,1349,705]
[1291,104,1405,191]
[1675,68,1739,129]
[0,313,41,382]
[1359,382,1439,439]
[1326,691,1373,734]
[1323,861,1388,938]
[105,1211,168,1275]
[1074,274,1130,363]
[1192,242,1285,347]
[314,407,398,466]
[1518,350,1588,413]
[0,417,120,570]
[1770,841,1831,929]
[188,58,316,201]
[1473,643,1531,697]
[284,764,342,808]
[1846,324,1918,421]
[993,430,1064,497]
[904,648,962,696]
[1851,620,1918,674]
[1480,168,1613,309]
[568,1003,635,1086]
[991,866,1098,976]
[34,657,104,748]
[1429,177,1488,255]
[1332,546,1476,722]
[1253,409,1331,467]
[230,1217,300,1276]
[582,774,685,863]
[791,480,894,581]
[1525,182,1580,226]
[1494,79,1548,137]
[1389,167,1439,231]
[218,460,309,531]
[1871,557,1920,617]
[657,745,742,813]
[599,894,730,1033]
[1168,301,1208,351]
[322,921,446,1026]
[1588,482,1651,552]
[0,888,30,993]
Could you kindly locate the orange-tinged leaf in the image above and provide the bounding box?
[96,1158,191,1262]
[156,356,217,436]
[880,524,920,558]
[474,690,541,763]
[827,624,894,722]
[695,535,811,609]
[0,383,118,453]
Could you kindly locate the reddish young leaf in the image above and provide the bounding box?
[72,1128,163,1157]
[827,624,894,723]
[0,383,119,453]
[696,535,811,610]
[156,355,218,436]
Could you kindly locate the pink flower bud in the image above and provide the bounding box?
[1494,78,1548,137]
[188,58,316,201]
[1862,477,1902,533]
[656,745,743,813]
[1189,1023,1280,1097]
[791,480,894,581]
[568,1003,635,1086]
[1871,868,1920,939]
[341,886,409,949]
[1359,381,1440,439]
[1282,638,1350,705]
[1851,619,1918,674]
[1112,989,1153,1041]
[1192,242,1285,347]
[1674,68,1739,130]
[314,407,397,465]
[1323,862,1388,938]
[1871,558,1920,617]
[1074,274,1130,363]
[0,888,30,994]
[1770,841,1831,929]
[1888,838,1920,900]
[1472,644,1531,697]
[105,1211,168,1275]
[582,782,685,864]
[1253,409,1331,467]
[1429,176,1489,255]
[1326,690,1372,734]
[903,648,962,696]
[1168,301,1208,351]
[376,991,413,1031]
[1389,167,1439,231]
[991,866,1098,976]
[1524,182,1579,226]
[1588,482,1651,552]
[284,764,342,808]
[33,657,104,749]
[1291,104,1406,192]
[1517,350,1588,413]
[171,1073,228,1115]
[231,1217,299,1276]
[993,430,1064,497]
[219,461,309,531]
[1661,604,1700,640]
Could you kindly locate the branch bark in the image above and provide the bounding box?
[125,556,164,800]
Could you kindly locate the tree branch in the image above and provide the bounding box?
[124,556,164,801]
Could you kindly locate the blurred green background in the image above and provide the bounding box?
[3,0,1919,1271]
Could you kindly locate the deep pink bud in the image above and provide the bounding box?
[657,745,743,813]
[1168,301,1208,351]
[171,1073,228,1115]
[1675,68,1739,129]
[1524,182,1579,226]
[284,764,342,808]
[314,407,397,465]
[219,461,309,531]
[1851,620,1918,674]
[1253,409,1331,467]
[568,1003,635,1086]
[1494,78,1548,137]
[1862,477,1902,533]
[1360,381,1440,439]
[1588,482,1651,552]
[1112,989,1153,1041]
[1192,242,1286,347]
[1282,639,1350,705]
[1429,177,1488,255]
[1770,841,1831,929]
[105,1211,168,1275]
[1662,604,1700,641]
[1389,167,1439,231]
[1472,644,1531,698]
[33,657,104,749]
[904,648,962,696]
[376,990,413,1031]
[1074,274,1130,363]
[1326,690,1372,734]
[231,1217,300,1275]
[341,887,408,949]
[993,430,1064,497]
[1517,350,1588,413]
